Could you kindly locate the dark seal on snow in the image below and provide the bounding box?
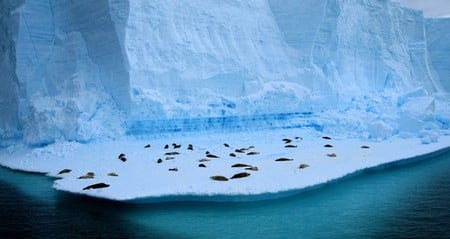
[58,169,71,175]
[83,183,110,190]
[275,158,293,162]
[78,172,95,179]
[210,175,228,181]
[246,152,260,155]
[299,164,309,169]
[230,172,250,179]
[231,163,251,168]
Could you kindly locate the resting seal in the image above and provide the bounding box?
[78,172,95,179]
[58,169,71,175]
[246,152,260,155]
[231,163,251,168]
[275,158,293,161]
[83,183,110,190]
[118,153,126,162]
[210,175,228,181]
[230,172,250,179]
[206,153,219,158]
[245,166,258,171]
[282,138,292,144]
[165,151,180,156]
[299,164,309,169]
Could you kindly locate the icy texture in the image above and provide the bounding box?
[0,0,449,145]
[0,1,23,141]
[1,129,449,202]
[426,18,450,92]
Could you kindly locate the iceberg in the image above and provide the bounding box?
[0,0,449,202]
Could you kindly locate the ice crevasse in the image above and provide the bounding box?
[0,0,449,146]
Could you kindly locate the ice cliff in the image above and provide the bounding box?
[0,0,449,146]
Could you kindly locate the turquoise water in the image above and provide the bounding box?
[0,150,449,238]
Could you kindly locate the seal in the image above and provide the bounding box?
[245,166,258,171]
[172,143,181,149]
[231,163,251,167]
[144,144,151,148]
[169,167,178,171]
[327,153,337,157]
[165,151,180,156]
[198,163,206,168]
[229,153,237,157]
[284,145,297,148]
[118,153,126,162]
[324,144,333,148]
[246,151,260,155]
[108,172,118,176]
[361,145,370,149]
[299,164,309,169]
[235,149,245,153]
[187,144,193,150]
[223,143,230,147]
[165,156,175,160]
[322,136,332,140]
[230,172,250,179]
[83,183,109,190]
[58,169,71,175]
[199,158,211,162]
[282,138,292,143]
[78,172,95,179]
[275,158,293,161]
[164,144,169,149]
[157,158,163,163]
[206,153,219,158]
[210,175,228,181]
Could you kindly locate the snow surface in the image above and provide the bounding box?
[1,129,449,202]
[1,0,450,202]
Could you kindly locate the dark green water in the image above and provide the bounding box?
[0,150,449,239]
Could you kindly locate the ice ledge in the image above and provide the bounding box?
[0,129,449,203]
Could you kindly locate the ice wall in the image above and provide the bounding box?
[125,0,308,120]
[269,0,439,94]
[0,0,449,145]
[426,18,450,92]
[8,0,126,145]
[0,1,23,141]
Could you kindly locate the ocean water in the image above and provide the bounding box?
[0,150,449,239]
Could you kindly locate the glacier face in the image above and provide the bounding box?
[0,0,449,146]
[426,18,450,92]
